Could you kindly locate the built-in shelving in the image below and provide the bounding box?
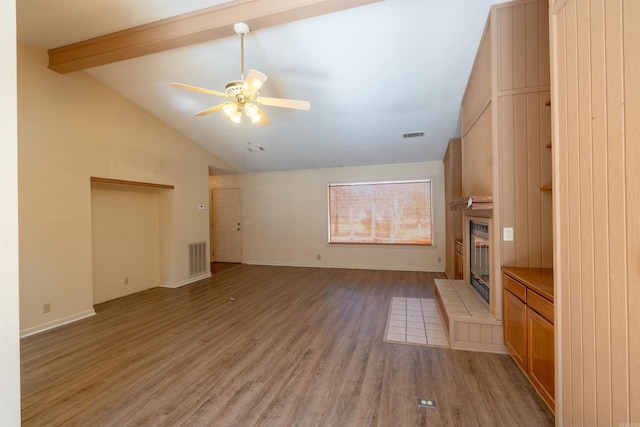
[90,176,174,189]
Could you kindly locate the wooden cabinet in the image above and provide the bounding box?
[527,307,554,408]
[454,240,464,280]
[503,282,527,371]
[502,267,554,412]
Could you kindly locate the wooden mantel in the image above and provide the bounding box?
[48,0,383,73]
[449,196,493,211]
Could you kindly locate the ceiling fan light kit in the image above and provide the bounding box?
[169,22,310,126]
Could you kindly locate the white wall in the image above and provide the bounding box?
[0,0,21,422]
[18,44,236,335]
[211,161,445,271]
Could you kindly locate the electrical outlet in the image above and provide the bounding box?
[438,257,442,263]
[316,253,321,261]
[124,277,129,285]
[42,303,50,314]
[418,399,436,409]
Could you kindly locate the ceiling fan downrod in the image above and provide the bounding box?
[233,22,251,81]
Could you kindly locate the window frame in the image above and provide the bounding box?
[326,178,434,246]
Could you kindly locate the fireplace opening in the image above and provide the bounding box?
[470,221,490,304]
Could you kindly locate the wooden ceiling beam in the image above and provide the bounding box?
[48,0,382,74]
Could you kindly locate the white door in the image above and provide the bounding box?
[211,188,242,263]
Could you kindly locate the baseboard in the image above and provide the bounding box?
[20,309,96,338]
[243,260,444,273]
[159,272,212,289]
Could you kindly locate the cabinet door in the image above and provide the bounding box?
[527,307,555,410]
[503,289,527,372]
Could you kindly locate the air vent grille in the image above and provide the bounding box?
[188,242,207,277]
[403,132,425,138]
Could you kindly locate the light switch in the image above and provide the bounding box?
[503,227,514,241]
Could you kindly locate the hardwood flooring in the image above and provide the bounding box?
[211,262,241,275]
[21,265,554,426]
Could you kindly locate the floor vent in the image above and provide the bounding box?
[189,241,207,277]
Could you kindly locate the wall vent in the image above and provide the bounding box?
[189,241,207,277]
[403,132,425,138]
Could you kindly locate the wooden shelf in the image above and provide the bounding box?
[540,184,552,191]
[90,176,174,189]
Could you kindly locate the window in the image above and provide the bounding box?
[328,179,432,245]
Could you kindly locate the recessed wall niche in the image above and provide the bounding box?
[90,178,173,304]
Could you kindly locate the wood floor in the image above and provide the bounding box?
[21,265,554,426]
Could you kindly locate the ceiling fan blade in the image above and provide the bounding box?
[256,108,271,126]
[260,97,311,110]
[194,103,226,116]
[243,69,268,97]
[170,82,228,98]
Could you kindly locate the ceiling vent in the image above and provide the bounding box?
[247,146,265,152]
[403,132,425,139]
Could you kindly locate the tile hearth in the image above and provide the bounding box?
[434,279,506,353]
[384,297,449,348]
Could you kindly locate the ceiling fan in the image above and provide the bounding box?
[170,22,310,125]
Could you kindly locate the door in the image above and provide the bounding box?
[211,188,242,263]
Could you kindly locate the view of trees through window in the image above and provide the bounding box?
[328,180,432,245]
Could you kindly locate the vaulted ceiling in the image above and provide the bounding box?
[17,0,501,173]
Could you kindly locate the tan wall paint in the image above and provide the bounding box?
[18,44,235,335]
[211,161,446,272]
[91,185,161,304]
[0,0,21,422]
[550,0,640,424]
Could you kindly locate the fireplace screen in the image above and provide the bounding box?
[470,221,490,303]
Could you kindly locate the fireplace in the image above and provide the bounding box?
[470,220,490,304]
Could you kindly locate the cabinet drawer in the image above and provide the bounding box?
[503,274,526,303]
[527,291,554,324]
